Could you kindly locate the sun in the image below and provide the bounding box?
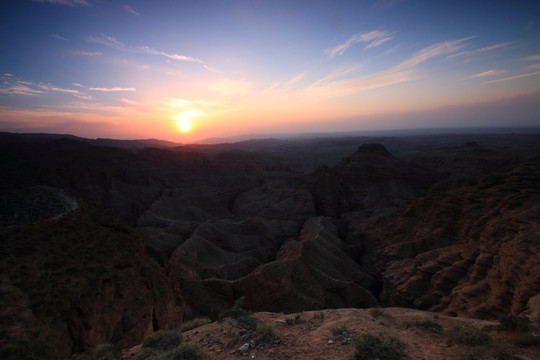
[175,109,204,133]
[178,120,191,132]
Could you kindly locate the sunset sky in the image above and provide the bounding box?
[1,0,539,143]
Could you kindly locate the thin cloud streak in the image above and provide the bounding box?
[447,40,511,59]
[523,54,540,61]
[34,0,90,6]
[51,34,69,41]
[286,72,308,86]
[0,85,45,96]
[88,34,199,63]
[470,69,506,78]
[73,51,102,57]
[203,65,221,73]
[0,77,82,96]
[485,70,540,83]
[310,37,469,97]
[123,5,139,16]
[37,83,81,94]
[325,30,394,57]
[88,87,136,92]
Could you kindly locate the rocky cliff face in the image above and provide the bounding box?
[348,158,540,319]
[0,197,183,360]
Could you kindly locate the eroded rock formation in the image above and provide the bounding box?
[348,159,540,318]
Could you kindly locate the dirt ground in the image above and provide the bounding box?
[122,307,540,360]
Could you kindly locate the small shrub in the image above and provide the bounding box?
[285,318,294,325]
[92,344,117,360]
[142,329,182,352]
[404,320,443,333]
[256,322,275,337]
[352,332,409,360]
[330,326,348,336]
[498,315,529,331]
[512,332,540,346]
[446,327,491,346]
[180,317,211,332]
[156,343,209,360]
[134,349,157,360]
[312,312,324,320]
[217,297,257,328]
[369,308,384,318]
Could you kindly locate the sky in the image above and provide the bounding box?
[1,0,539,143]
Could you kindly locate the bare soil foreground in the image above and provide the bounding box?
[123,308,540,360]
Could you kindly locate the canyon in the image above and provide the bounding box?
[0,131,539,359]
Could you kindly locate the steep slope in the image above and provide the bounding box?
[0,195,183,360]
[348,158,540,318]
[171,217,378,317]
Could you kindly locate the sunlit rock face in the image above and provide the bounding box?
[348,158,540,319]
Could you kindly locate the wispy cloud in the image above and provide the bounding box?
[137,45,199,62]
[37,83,81,94]
[448,41,512,59]
[123,5,139,16]
[286,72,308,86]
[51,33,69,41]
[485,70,540,83]
[88,34,199,62]
[523,54,540,61]
[311,37,470,97]
[470,69,506,78]
[0,75,85,97]
[120,98,139,105]
[88,34,125,51]
[203,65,221,73]
[0,84,45,96]
[72,83,85,87]
[311,64,364,87]
[88,87,136,92]
[73,51,102,57]
[325,30,394,57]
[34,0,90,6]
[477,42,513,52]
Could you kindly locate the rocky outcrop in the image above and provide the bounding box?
[307,143,440,216]
[171,217,300,281]
[173,217,378,316]
[0,198,183,360]
[349,159,540,319]
[232,179,316,222]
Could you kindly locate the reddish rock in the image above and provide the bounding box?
[349,159,540,319]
